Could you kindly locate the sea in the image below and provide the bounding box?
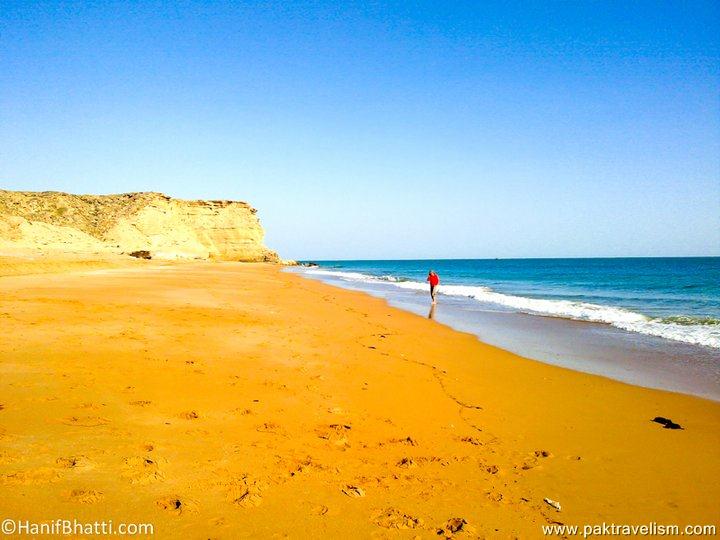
[289,257,720,401]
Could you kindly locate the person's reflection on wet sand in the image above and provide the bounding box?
[428,303,436,320]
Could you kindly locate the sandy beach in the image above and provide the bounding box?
[1,259,718,538]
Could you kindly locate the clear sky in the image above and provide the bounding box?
[1,1,719,260]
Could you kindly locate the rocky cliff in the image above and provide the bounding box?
[0,190,279,262]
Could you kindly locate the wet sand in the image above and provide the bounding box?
[294,268,720,401]
[0,260,718,537]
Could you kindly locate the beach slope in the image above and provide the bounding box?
[0,261,718,537]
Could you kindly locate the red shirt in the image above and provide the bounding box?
[427,274,439,286]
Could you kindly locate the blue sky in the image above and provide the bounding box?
[1,1,718,259]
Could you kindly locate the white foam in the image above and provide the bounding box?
[305,269,370,281]
[613,319,720,349]
[301,268,720,349]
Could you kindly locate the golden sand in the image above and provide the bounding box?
[0,261,718,537]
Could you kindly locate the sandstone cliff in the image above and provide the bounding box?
[0,190,279,262]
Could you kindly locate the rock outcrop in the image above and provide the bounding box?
[0,190,279,262]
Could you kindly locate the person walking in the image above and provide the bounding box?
[427,270,440,304]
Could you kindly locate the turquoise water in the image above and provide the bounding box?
[299,257,720,349]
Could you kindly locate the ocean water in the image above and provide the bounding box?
[299,258,720,349]
[290,258,720,399]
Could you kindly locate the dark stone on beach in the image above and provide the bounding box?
[129,250,152,259]
[652,417,683,430]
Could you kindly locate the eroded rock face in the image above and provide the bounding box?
[0,190,279,262]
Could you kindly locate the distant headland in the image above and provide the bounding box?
[0,189,279,262]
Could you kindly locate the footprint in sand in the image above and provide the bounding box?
[178,411,200,420]
[121,456,165,485]
[0,467,61,485]
[416,479,454,501]
[486,490,506,503]
[155,496,199,515]
[223,475,267,508]
[277,456,330,480]
[398,456,447,468]
[64,489,104,504]
[311,505,329,516]
[61,416,109,427]
[373,507,424,530]
[341,485,365,498]
[316,424,351,449]
[56,455,95,471]
[422,456,447,466]
[389,436,418,447]
[129,400,152,407]
[519,450,553,470]
[256,422,286,436]
[396,457,417,469]
[74,402,105,410]
[459,436,482,446]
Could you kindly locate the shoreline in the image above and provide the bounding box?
[1,259,718,536]
[294,258,720,349]
[292,266,720,401]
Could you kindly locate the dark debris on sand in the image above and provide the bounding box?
[652,417,683,430]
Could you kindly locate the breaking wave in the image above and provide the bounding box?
[304,268,720,349]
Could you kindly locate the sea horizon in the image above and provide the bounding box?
[300,255,720,262]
